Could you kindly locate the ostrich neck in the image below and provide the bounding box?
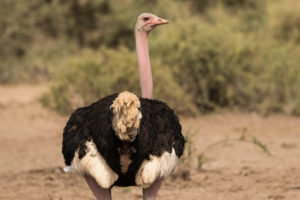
[135,30,153,99]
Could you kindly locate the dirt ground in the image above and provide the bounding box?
[0,84,299,200]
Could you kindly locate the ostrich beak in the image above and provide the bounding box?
[154,17,169,25]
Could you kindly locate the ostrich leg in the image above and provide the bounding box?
[85,176,112,200]
[143,178,164,200]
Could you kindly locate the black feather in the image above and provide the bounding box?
[62,93,185,187]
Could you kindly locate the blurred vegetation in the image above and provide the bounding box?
[1,0,300,116]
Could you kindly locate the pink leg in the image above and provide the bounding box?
[85,175,112,200]
[143,178,164,200]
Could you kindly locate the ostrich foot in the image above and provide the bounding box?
[143,178,164,200]
[85,175,112,200]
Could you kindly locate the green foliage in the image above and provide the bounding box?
[42,47,138,114]
[252,136,271,156]
[271,2,300,43]
[150,4,300,115]
[187,0,267,30]
[1,0,300,116]
[41,47,196,115]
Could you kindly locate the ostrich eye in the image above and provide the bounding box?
[143,17,149,21]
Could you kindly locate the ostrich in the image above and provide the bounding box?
[62,13,185,200]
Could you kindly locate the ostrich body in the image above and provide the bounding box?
[62,13,185,200]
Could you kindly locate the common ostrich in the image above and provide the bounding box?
[62,13,185,200]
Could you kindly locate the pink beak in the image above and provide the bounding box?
[154,17,169,25]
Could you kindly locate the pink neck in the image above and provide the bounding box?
[135,30,153,99]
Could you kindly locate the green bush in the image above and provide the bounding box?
[150,12,300,114]
[272,4,300,43]
[41,47,197,115]
[1,0,300,116]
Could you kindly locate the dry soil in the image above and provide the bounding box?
[0,84,299,200]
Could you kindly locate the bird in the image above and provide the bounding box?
[62,13,185,200]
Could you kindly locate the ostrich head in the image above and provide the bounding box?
[135,13,169,33]
[135,13,168,99]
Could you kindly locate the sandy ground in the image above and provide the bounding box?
[0,84,299,200]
